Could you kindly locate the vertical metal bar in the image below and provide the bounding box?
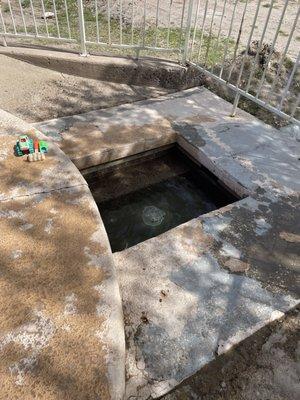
[228,0,260,85]
[267,7,300,102]
[219,0,239,78]
[95,0,100,42]
[154,0,160,47]
[255,0,289,99]
[166,0,173,47]
[119,0,122,45]
[64,0,71,38]
[231,93,240,117]
[245,0,275,93]
[40,0,49,37]
[18,0,28,34]
[142,0,147,48]
[77,0,87,55]
[229,0,261,117]
[196,0,209,64]
[226,0,249,82]
[182,0,194,63]
[107,0,111,45]
[29,0,38,36]
[7,0,17,34]
[190,0,200,58]
[1,35,7,46]
[204,0,218,67]
[0,7,7,43]
[178,0,187,48]
[278,52,300,111]
[211,0,227,73]
[52,0,61,38]
[131,0,135,45]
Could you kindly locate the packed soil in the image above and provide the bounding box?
[0,54,172,122]
[163,307,300,400]
[99,0,300,60]
[206,40,300,127]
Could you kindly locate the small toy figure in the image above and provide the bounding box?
[15,135,34,156]
[38,140,48,153]
[15,135,48,162]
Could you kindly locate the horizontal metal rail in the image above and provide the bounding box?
[189,61,300,126]
[84,40,179,52]
[1,32,76,43]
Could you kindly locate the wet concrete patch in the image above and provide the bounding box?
[116,246,298,398]
[172,122,206,147]
[207,195,300,297]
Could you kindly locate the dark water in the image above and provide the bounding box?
[86,148,238,252]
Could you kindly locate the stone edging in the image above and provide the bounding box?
[0,109,125,400]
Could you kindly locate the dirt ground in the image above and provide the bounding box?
[0,54,172,122]
[101,0,300,60]
[1,1,299,60]
[163,307,300,400]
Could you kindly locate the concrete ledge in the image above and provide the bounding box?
[0,109,125,399]
[0,47,204,89]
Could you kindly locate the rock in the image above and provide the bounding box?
[42,12,55,20]
[279,231,300,243]
[224,257,250,273]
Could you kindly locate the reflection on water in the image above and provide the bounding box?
[88,148,238,252]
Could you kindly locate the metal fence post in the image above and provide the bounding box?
[77,0,87,56]
[231,93,240,117]
[182,0,194,64]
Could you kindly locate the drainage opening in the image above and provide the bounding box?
[83,146,240,252]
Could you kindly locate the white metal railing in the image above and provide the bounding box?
[0,0,299,125]
[185,0,300,125]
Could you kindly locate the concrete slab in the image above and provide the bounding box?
[115,246,297,398]
[35,87,257,139]
[114,192,299,398]
[34,87,268,170]
[0,185,125,399]
[54,118,176,170]
[178,130,298,200]
[0,110,125,399]
[0,110,86,201]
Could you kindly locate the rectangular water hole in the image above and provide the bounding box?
[82,146,240,252]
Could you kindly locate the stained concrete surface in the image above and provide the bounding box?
[114,196,299,398]
[163,306,300,400]
[39,87,299,398]
[0,110,125,399]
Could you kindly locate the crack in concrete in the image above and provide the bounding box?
[0,182,88,204]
